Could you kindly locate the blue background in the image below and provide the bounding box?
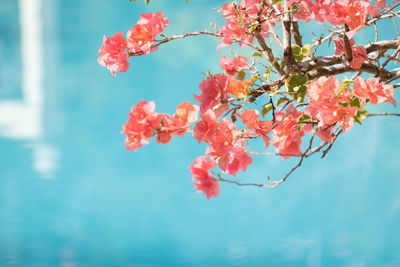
[0,0,399,266]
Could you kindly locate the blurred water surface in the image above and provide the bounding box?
[0,0,400,266]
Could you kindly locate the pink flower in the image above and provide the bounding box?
[122,100,198,149]
[306,76,359,133]
[193,109,219,144]
[272,105,309,159]
[220,56,248,76]
[354,77,396,106]
[235,109,272,148]
[217,22,255,50]
[217,0,275,50]
[255,120,273,149]
[335,105,358,133]
[236,109,259,129]
[127,12,169,55]
[316,127,335,143]
[121,100,156,151]
[327,0,379,33]
[205,118,253,176]
[289,0,314,22]
[174,102,199,130]
[98,32,130,76]
[157,113,185,141]
[228,78,252,99]
[312,0,333,22]
[154,102,199,143]
[190,156,220,199]
[333,38,368,69]
[193,74,230,117]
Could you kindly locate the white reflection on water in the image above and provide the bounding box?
[31,143,59,179]
[0,0,58,178]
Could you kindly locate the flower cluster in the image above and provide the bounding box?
[193,74,230,117]
[272,105,311,158]
[193,110,253,177]
[101,1,398,199]
[333,38,368,69]
[98,32,130,76]
[354,77,396,106]
[287,0,379,37]
[220,56,248,76]
[307,76,396,140]
[121,100,198,151]
[98,12,168,76]
[189,156,220,199]
[307,76,358,137]
[217,0,278,50]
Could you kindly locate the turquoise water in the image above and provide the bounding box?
[1,0,400,266]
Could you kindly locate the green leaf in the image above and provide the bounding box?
[340,79,354,90]
[294,54,304,62]
[280,59,286,72]
[301,44,312,57]
[145,0,150,4]
[285,74,308,103]
[252,52,262,57]
[249,21,259,34]
[291,44,302,56]
[236,70,246,81]
[298,114,311,122]
[296,92,306,103]
[251,75,260,83]
[276,97,288,106]
[350,96,361,107]
[297,122,305,132]
[262,103,273,117]
[355,105,368,125]
[285,74,308,92]
[297,114,310,132]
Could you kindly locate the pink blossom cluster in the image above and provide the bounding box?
[193,74,230,117]
[307,76,396,142]
[354,77,396,106]
[307,76,358,138]
[333,38,368,69]
[189,156,220,199]
[217,0,277,50]
[193,109,253,175]
[98,12,168,76]
[375,0,400,9]
[103,1,399,200]
[272,105,311,158]
[235,109,272,148]
[220,56,248,76]
[288,0,379,37]
[121,100,198,151]
[98,32,130,76]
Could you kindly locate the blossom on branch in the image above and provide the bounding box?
[354,77,396,106]
[220,56,248,76]
[98,32,130,76]
[101,0,400,198]
[127,12,169,55]
[190,156,220,199]
[333,38,368,69]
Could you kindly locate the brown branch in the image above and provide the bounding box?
[343,24,353,62]
[282,0,294,71]
[292,21,303,47]
[321,129,342,159]
[216,174,277,189]
[306,62,393,81]
[367,112,400,117]
[254,32,284,75]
